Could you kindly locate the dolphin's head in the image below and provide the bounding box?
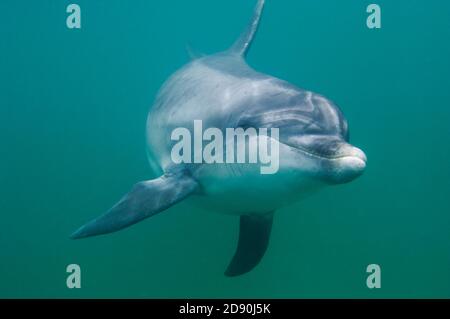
[242,83,367,186]
[279,90,367,185]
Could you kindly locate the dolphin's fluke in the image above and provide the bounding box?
[225,212,274,277]
[71,172,198,239]
[228,0,265,57]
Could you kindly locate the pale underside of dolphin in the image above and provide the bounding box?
[71,0,367,277]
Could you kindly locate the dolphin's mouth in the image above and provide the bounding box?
[287,140,367,183]
[283,141,367,184]
[287,141,367,163]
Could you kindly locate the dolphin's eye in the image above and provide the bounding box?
[237,121,254,131]
[342,119,350,141]
[311,94,350,138]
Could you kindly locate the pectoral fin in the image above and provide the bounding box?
[225,212,274,277]
[71,172,198,239]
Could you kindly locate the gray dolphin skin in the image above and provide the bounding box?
[71,0,367,277]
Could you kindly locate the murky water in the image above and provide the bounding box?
[1,0,449,298]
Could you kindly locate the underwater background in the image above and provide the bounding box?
[1,0,449,298]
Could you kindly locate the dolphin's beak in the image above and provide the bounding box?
[338,143,367,164]
[327,143,367,184]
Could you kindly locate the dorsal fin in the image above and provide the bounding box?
[228,0,266,57]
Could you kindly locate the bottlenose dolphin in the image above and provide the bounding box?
[71,0,367,277]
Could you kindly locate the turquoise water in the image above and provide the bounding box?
[1,0,450,298]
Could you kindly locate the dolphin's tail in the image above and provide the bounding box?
[228,0,265,57]
[70,171,198,239]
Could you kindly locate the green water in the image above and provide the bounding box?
[1,0,449,298]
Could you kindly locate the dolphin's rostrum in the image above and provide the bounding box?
[71,0,367,277]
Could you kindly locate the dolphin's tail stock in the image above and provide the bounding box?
[225,212,274,277]
[70,171,198,239]
[228,0,266,57]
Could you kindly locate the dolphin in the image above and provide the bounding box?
[71,0,367,277]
